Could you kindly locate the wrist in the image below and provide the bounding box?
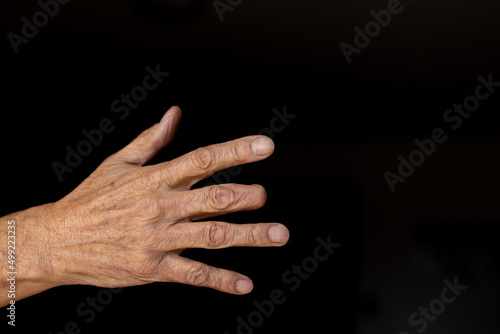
[1,203,60,307]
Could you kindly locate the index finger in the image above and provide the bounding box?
[155,135,274,188]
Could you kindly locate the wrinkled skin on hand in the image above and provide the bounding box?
[31,106,289,297]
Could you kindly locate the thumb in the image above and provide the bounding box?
[112,106,182,166]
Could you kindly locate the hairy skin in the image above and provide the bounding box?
[0,106,289,307]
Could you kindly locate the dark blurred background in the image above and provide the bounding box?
[1,0,500,333]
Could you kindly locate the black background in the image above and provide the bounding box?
[1,0,500,333]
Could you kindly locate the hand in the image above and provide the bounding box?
[1,106,289,305]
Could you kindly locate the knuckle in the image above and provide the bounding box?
[151,165,174,188]
[229,143,245,162]
[100,154,117,167]
[133,168,157,188]
[134,197,163,218]
[213,272,227,291]
[136,263,154,278]
[185,265,210,287]
[191,147,213,171]
[154,256,174,279]
[134,254,161,278]
[208,185,236,210]
[204,222,227,248]
[245,225,259,244]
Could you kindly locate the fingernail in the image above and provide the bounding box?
[252,137,274,156]
[236,279,253,294]
[268,225,289,243]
